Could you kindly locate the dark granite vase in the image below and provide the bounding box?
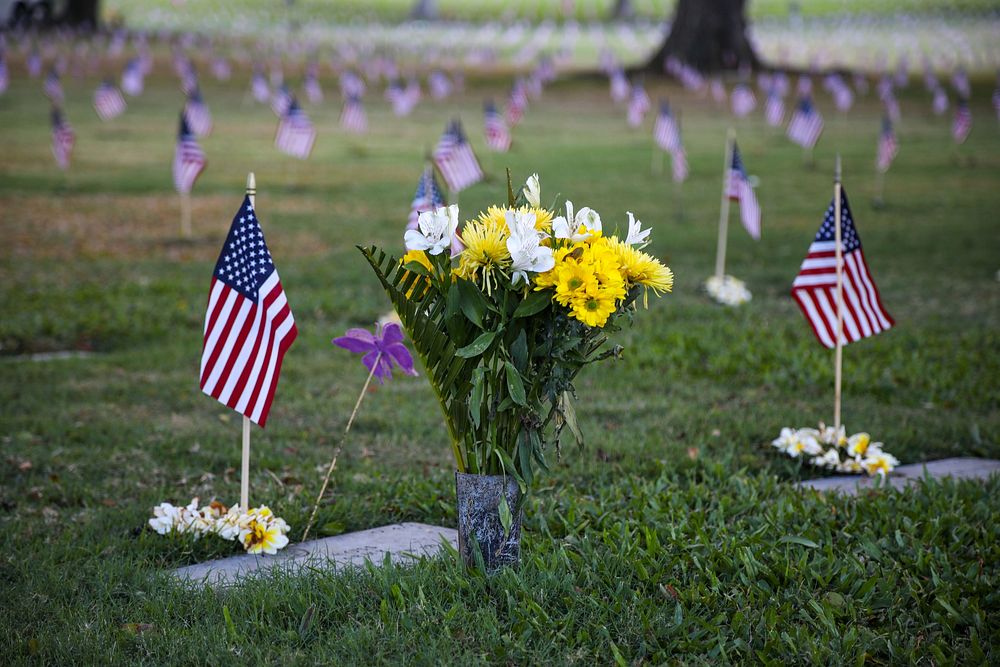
[454,472,522,571]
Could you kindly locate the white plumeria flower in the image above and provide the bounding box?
[623,211,651,247]
[846,432,873,458]
[148,502,182,535]
[214,506,243,541]
[522,173,540,208]
[506,209,554,286]
[552,200,602,243]
[771,427,797,453]
[861,451,899,476]
[403,204,459,256]
[811,448,842,469]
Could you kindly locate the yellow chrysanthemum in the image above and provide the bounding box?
[554,260,597,306]
[477,205,553,233]
[454,218,510,293]
[534,246,575,289]
[572,292,617,328]
[401,249,433,298]
[608,238,674,303]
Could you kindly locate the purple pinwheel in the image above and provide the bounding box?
[333,322,418,383]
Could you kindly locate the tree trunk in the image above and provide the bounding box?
[643,0,760,74]
[61,0,101,30]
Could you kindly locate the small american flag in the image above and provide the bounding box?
[304,73,323,105]
[340,95,368,134]
[951,68,970,99]
[271,84,292,117]
[339,71,366,99]
[93,81,126,121]
[200,196,297,427]
[932,87,948,115]
[671,147,688,184]
[875,116,897,173]
[653,101,681,153]
[211,57,231,82]
[44,69,63,104]
[0,56,8,95]
[408,165,446,231]
[506,80,528,126]
[51,107,75,170]
[251,68,270,103]
[173,113,206,194]
[483,100,511,152]
[792,189,893,349]
[185,88,213,137]
[627,82,651,128]
[727,143,760,240]
[275,99,317,159]
[428,70,452,100]
[121,57,144,96]
[952,99,972,144]
[787,96,823,148]
[433,119,483,193]
[764,92,784,127]
[27,50,42,77]
[609,68,630,103]
[730,83,756,118]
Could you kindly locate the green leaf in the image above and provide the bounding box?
[511,329,528,372]
[469,368,485,428]
[498,494,513,539]
[506,168,516,207]
[558,391,584,447]
[402,261,430,277]
[456,331,497,358]
[504,361,527,406]
[513,290,551,318]
[456,279,490,328]
[778,535,819,549]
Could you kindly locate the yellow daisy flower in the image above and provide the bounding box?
[454,218,510,294]
[572,292,617,328]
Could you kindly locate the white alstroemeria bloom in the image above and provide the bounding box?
[523,173,540,208]
[623,211,651,247]
[148,502,182,535]
[552,200,602,243]
[404,204,459,255]
[506,209,554,285]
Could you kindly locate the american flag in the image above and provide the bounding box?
[339,71,366,99]
[627,82,651,128]
[271,84,292,117]
[275,99,317,159]
[792,189,893,349]
[27,50,41,77]
[653,101,682,153]
[211,56,231,81]
[121,57,144,96]
[727,143,761,240]
[304,72,323,105]
[875,116,897,173]
[173,113,206,194]
[408,165,446,230]
[51,107,75,170]
[609,68,630,103]
[251,68,270,103]
[185,88,213,137]
[433,119,483,193]
[44,69,63,104]
[483,100,511,152]
[506,80,528,126]
[932,87,948,115]
[200,196,297,427]
[93,81,126,121]
[0,56,8,95]
[951,68,970,99]
[730,84,756,118]
[764,92,784,127]
[787,96,823,148]
[671,147,688,184]
[340,95,368,134]
[952,99,972,144]
[428,70,452,100]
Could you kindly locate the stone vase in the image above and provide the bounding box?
[454,472,522,572]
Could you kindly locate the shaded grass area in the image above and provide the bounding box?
[1,68,999,663]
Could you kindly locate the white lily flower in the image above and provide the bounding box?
[552,200,602,243]
[523,173,540,208]
[623,211,651,247]
[506,210,554,286]
[404,204,459,256]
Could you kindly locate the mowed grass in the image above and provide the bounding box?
[1,62,999,663]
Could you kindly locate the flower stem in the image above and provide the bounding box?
[301,353,382,543]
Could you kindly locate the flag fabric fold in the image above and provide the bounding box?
[275,98,317,159]
[433,119,483,193]
[727,143,761,240]
[173,113,206,194]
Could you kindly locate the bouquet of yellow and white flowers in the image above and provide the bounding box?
[771,423,900,476]
[148,498,290,554]
[359,173,673,487]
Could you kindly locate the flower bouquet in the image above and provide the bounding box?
[771,423,900,476]
[148,498,290,554]
[704,274,752,306]
[358,173,673,569]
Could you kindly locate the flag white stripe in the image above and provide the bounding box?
[200,288,237,377]
[797,290,835,348]
[234,274,284,413]
[202,299,252,396]
[249,308,295,424]
[217,302,264,405]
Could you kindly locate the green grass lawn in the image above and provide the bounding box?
[1,61,999,663]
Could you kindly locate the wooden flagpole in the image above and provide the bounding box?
[180,192,192,238]
[833,155,845,432]
[714,127,736,279]
[241,172,256,513]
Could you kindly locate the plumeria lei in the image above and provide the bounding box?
[771,423,900,476]
[704,274,752,306]
[148,498,290,554]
